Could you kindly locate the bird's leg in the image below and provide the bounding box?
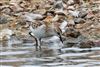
[59,34,63,43]
[29,32,38,51]
[35,38,42,51]
[34,38,42,51]
[36,38,42,51]
[58,49,63,54]
[35,38,38,51]
[39,38,42,51]
[57,32,63,43]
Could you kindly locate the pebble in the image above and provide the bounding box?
[68,10,79,17]
[67,6,75,10]
[74,18,85,24]
[94,41,100,47]
[79,40,95,48]
[0,29,14,41]
[63,28,80,38]
[20,12,44,22]
[79,11,87,18]
[0,15,8,24]
[67,0,74,5]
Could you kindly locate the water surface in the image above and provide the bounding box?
[0,37,100,67]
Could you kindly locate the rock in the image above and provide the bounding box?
[74,18,85,24]
[63,35,86,47]
[55,9,66,16]
[0,29,14,41]
[67,6,75,10]
[64,41,76,47]
[49,0,64,11]
[1,7,13,15]
[20,12,45,22]
[67,0,74,5]
[75,24,83,29]
[44,10,55,16]
[9,3,23,12]
[79,11,87,18]
[0,14,8,24]
[86,11,94,19]
[94,41,100,47]
[44,4,51,10]
[63,28,80,38]
[68,10,80,17]
[22,38,34,43]
[79,40,95,48]
[59,20,68,33]
[52,14,59,22]
[74,0,80,4]
[54,0,64,9]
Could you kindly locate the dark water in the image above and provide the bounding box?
[0,37,100,67]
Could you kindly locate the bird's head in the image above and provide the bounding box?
[66,15,75,28]
[43,16,53,25]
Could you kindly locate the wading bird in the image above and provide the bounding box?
[29,16,63,51]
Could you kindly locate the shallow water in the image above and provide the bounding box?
[0,37,100,67]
